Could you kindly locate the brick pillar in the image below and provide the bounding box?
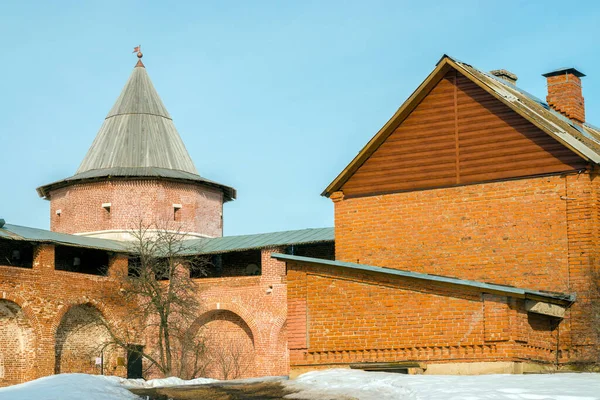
[108,254,128,278]
[565,173,596,360]
[33,244,54,273]
[31,244,57,378]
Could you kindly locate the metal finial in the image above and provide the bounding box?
[133,45,142,58]
[133,45,145,68]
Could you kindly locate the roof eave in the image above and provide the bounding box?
[36,174,237,202]
[272,253,575,306]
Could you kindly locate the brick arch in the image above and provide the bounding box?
[268,314,287,349]
[0,292,43,342]
[0,299,37,386]
[50,298,118,336]
[195,301,260,342]
[54,302,118,375]
[189,308,257,379]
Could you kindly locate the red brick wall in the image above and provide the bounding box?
[333,172,598,363]
[49,179,224,237]
[0,244,292,386]
[286,260,560,370]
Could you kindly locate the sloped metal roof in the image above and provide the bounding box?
[0,224,127,252]
[450,56,600,164]
[0,223,333,255]
[37,61,236,201]
[184,227,334,255]
[78,64,196,175]
[272,253,575,305]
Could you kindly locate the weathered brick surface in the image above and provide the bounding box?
[49,179,224,238]
[286,260,560,369]
[0,243,336,386]
[331,172,599,365]
[546,73,585,123]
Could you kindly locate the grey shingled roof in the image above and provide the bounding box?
[272,253,575,305]
[37,62,235,201]
[184,227,334,255]
[0,224,127,252]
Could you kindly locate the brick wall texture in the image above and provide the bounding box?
[281,171,599,371]
[49,179,224,237]
[286,260,565,370]
[546,73,585,123]
[0,243,332,386]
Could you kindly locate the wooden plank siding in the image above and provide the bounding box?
[341,69,588,198]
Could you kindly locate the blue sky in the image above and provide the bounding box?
[1,1,599,235]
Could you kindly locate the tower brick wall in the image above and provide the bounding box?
[49,179,224,238]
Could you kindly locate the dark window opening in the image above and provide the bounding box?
[0,240,34,269]
[194,250,262,278]
[127,256,141,277]
[286,242,335,261]
[127,344,144,379]
[173,205,182,222]
[54,245,109,276]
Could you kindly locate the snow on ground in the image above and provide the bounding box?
[0,374,139,400]
[117,375,217,388]
[1,370,599,400]
[285,369,600,400]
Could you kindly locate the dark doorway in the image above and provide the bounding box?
[127,345,144,379]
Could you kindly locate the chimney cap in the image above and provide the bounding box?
[490,69,518,84]
[542,67,585,78]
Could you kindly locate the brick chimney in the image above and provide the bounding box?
[542,68,586,124]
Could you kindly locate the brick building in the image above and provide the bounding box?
[274,55,600,375]
[1,53,599,385]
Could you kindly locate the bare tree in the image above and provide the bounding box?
[208,338,254,380]
[99,222,211,378]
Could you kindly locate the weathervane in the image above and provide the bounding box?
[133,45,144,67]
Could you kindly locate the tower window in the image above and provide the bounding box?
[173,204,182,221]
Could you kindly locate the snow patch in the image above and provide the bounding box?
[0,374,139,400]
[284,369,600,400]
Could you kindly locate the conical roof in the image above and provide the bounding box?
[37,60,235,201]
[76,63,198,175]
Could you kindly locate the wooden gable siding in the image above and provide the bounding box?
[341,70,587,198]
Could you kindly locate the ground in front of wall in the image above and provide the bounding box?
[130,381,302,400]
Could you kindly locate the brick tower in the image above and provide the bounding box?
[37,52,235,240]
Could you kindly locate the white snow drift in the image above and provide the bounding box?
[1,369,599,400]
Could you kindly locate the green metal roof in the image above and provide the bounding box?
[0,224,333,255]
[272,253,575,305]
[0,224,127,252]
[185,227,334,255]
